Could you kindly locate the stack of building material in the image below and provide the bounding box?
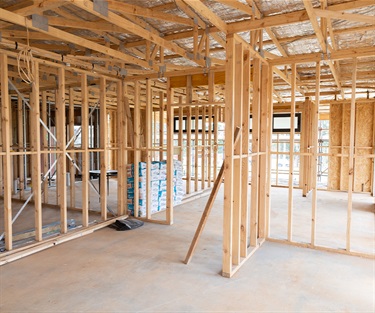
[126,160,184,217]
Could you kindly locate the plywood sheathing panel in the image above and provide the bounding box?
[328,102,342,190]
[329,102,374,192]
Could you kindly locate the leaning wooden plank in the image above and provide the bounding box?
[184,126,241,264]
[1,54,12,250]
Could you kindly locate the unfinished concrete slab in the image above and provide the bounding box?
[0,189,374,312]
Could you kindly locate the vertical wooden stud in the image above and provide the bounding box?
[117,80,125,216]
[311,61,320,246]
[134,81,141,217]
[69,88,75,208]
[100,77,108,220]
[240,48,250,256]
[145,79,152,219]
[17,96,25,199]
[346,58,357,251]
[265,65,274,237]
[1,54,12,249]
[223,34,235,276]
[287,63,296,242]
[250,57,261,247]
[232,42,243,265]
[159,91,164,161]
[81,74,89,227]
[166,79,174,224]
[56,67,67,233]
[258,62,269,239]
[186,76,192,194]
[195,105,199,192]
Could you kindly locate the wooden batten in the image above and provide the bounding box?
[17,96,25,199]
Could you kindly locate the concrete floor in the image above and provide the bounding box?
[1,187,374,312]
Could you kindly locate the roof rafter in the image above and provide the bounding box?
[70,0,205,67]
[106,0,194,27]
[183,0,228,34]
[0,7,155,70]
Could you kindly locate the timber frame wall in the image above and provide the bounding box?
[0,0,374,276]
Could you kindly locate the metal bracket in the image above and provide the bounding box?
[108,65,113,71]
[120,68,127,77]
[187,52,194,60]
[158,65,166,78]
[32,14,48,31]
[205,56,211,68]
[103,36,110,43]
[0,32,2,42]
[85,49,91,56]
[93,0,108,17]
[148,59,153,67]
[193,17,198,25]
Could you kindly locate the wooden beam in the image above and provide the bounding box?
[107,0,194,26]
[1,54,12,250]
[0,8,153,69]
[184,0,228,33]
[314,8,375,25]
[70,0,205,67]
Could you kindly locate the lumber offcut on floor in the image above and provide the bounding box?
[0,187,374,312]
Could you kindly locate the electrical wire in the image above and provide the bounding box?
[17,19,35,84]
